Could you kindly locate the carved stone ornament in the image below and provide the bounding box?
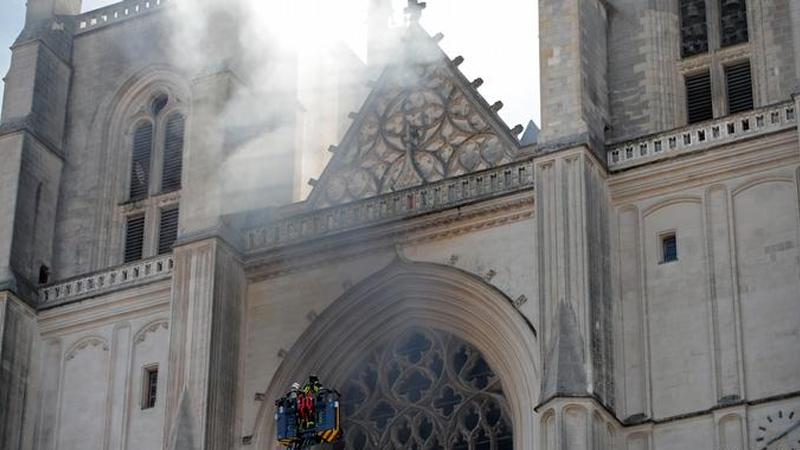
[341,327,513,449]
[134,320,169,345]
[65,337,109,361]
[312,29,519,208]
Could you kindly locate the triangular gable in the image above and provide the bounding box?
[309,25,522,209]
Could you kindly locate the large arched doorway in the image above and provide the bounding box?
[252,259,539,449]
[342,327,514,449]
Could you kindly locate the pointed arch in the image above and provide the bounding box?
[86,64,191,269]
[133,318,169,345]
[64,335,109,361]
[248,258,540,449]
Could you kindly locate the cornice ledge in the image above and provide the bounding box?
[246,159,535,253]
[0,119,65,160]
[608,100,796,170]
[609,131,798,203]
[245,191,534,281]
[39,254,174,310]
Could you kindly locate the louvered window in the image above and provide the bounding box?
[124,215,146,263]
[686,71,713,124]
[725,61,753,114]
[161,113,185,192]
[720,0,748,47]
[680,0,709,57]
[157,207,179,255]
[129,123,153,201]
[122,94,184,263]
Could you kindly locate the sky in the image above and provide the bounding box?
[0,0,540,127]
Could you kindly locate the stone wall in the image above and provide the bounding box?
[605,0,798,143]
[31,280,171,450]
[239,213,539,446]
[609,129,800,448]
[52,10,177,280]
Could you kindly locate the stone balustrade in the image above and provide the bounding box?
[76,0,168,33]
[40,254,174,307]
[608,101,797,170]
[247,158,536,251]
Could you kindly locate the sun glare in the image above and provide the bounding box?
[246,0,370,61]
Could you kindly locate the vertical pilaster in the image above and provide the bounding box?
[617,205,648,421]
[163,239,245,450]
[0,292,38,450]
[178,72,235,237]
[713,405,748,450]
[537,398,619,450]
[106,324,132,450]
[536,146,614,415]
[704,185,744,404]
[0,3,72,297]
[791,2,800,93]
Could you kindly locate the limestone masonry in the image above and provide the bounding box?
[0,0,799,448]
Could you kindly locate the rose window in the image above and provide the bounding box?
[341,327,513,450]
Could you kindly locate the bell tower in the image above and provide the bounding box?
[0,0,79,447]
[25,0,81,25]
[0,0,77,297]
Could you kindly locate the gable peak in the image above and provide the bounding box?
[309,27,521,209]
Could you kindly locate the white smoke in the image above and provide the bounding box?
[165,0,374,216]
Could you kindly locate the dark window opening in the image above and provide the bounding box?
[129,123,153,201]
[38,265,50,284]
[686,71,713,124]
[680,0,709,57]
[161,113,185,193]
[661,233,678,263]
[725,61,754,114]
[124,215,146,263]
[142,365,158,409]
[151,94,169,116]
[157,207,179,255]
[720,0,748,47]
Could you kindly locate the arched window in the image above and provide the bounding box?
[123,93,185,263]
[129,122,153,201]
[161,112,185,193]
[340,327,513,450]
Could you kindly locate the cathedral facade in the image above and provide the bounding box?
[0,0,799,449]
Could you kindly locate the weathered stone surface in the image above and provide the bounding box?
[0,1,797,450]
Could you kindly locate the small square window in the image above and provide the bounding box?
[661,233,678,263]
[142,365,159,409]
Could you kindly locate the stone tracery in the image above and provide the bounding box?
[341,327,514,450]
[318,61,518,207]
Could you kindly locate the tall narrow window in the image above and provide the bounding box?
[661,233,678,263]
[124,215,146,263]
[157,207,179,255]
[686,71,713,123]
[129,123,153,201]
[161,113,185,192]
[725,61,753,114]
[720,0,748,47]
[121,92,184,264]
[680,0,709,57]
[142,365,159,409]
